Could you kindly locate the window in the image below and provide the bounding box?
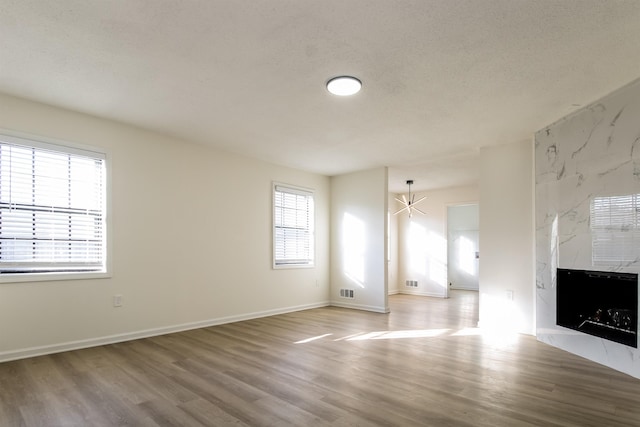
[0,134,108,280]
[591,194,640,265]
[273,184,314,268]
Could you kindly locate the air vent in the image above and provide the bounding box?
[339,289,354,299]
[405,280,418,288]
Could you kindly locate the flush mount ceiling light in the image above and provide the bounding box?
[326,76,362,96]
[394,180,426,218]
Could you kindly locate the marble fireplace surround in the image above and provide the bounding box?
[535,77,640,379]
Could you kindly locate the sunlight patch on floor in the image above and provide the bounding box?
[346,329,450,340]
[294,333,333,344]
[451,327,483,336]
[294,327,519,345]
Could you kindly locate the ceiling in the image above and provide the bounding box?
[1,1,640,193]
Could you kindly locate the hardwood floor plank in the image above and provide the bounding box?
[18,400,57,427]
[0,401,24,427]
[2,291,640,426]
[102,344,201,405]
[222,367,340,422]
[177,398,251,426]
[173,357,269,403]
[137,398,205,427]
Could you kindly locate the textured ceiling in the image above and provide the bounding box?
[1,1,640,193]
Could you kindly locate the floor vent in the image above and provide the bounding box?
[339,289,354,299]
[405,280,418,287]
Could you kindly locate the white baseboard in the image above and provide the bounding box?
[330,301,390,313]
[450,286,479,291]
[399,290,446,298]
[0,300,331,363]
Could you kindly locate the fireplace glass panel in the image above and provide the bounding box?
[556,268,638,348]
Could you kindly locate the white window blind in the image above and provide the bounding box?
[591,194,640,265]
[274,184,314,267]
[0,136,106,274]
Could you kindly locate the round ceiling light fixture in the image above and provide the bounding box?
[326,76,362,96]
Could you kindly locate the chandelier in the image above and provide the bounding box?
[394,180,426,218]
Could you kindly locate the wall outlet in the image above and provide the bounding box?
[113,294,123,307]
[506,290,514,301]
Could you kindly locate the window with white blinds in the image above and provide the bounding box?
[591,194,640,265]
[273,184,314,268]
[0,135,107,277]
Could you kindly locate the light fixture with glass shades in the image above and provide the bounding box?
[326,76,362,96]
[394,180,426,218]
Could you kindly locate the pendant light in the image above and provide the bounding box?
[394,180,426,218]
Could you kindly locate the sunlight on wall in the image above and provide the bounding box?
[407,222,448,290]
[459,236,476,275]
[408,221,427,276]
[427,231,447,288]
[343,212,365,287]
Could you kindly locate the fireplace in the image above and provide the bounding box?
[556,268,638,348]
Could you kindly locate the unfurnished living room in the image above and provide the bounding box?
[2,1,640,426]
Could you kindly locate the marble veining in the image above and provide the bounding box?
[535,78,640,379]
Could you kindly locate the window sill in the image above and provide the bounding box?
[273,263,315,270]
[0,271,111,284]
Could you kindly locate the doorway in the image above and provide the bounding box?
[447,204,479,292]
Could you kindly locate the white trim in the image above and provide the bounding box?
[274,183,313,197]
[0,301,330,363]
[330,301,390,313]
[399,290,447,298]
[0,271,111,284]
[272,263,314,270]
[0,129,109,159]
[449,285,479,291]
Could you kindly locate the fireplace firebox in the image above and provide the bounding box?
[556,268,638,348]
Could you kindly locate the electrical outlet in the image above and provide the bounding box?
[506,290,514,301]
[113,294,123,307]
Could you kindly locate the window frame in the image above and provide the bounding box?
[272,182,315,269]
[0,131,111,283]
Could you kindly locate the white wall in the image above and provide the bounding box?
[479,140,535,335]
[0,93,331,361]
[331,167,388,313]
[387,193,399,295]
[397,185,478,298]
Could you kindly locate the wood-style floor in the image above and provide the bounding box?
[2,291,640,426]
